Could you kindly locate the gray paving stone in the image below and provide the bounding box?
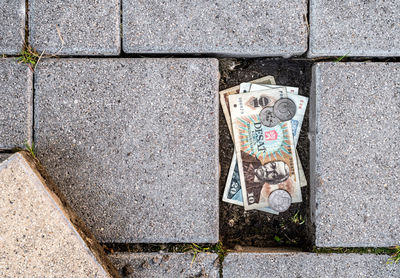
[0,0,25,54]
[309,0,400,57]
[0,152,120,277]
[29,0,120,55]
[122,0,308,57]
[310,62,400,247]
[34,58,219,243]
[109,252,219,277]
[0,59,32,150]
[223,252,399,278]
[0,153,11,163]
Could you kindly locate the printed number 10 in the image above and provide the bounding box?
[252,96,269,107]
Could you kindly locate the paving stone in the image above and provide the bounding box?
[309,0,400,57]
[0,153,11,163]
[122,0,308,57]
[109,252,219,277]
[0,59,32,150]
[0,152,120,277]
[0,0,25,54]
[223,252,399,278]
[29,0,120,55]
[310,62,400,247]
[34,58,219,243]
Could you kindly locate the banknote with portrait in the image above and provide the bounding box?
[229,89,302,210]
[222,84,308,213]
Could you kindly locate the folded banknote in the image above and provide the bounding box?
[222,82,308,213]
[229,89,302,210]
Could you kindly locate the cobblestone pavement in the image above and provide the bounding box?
[1,0,400,277]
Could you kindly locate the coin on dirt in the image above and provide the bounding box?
[268,189,291,212]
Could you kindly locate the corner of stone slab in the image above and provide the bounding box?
[13,151,122,278]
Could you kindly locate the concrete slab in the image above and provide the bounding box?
[310,62,400,247]
[0,152,120,277]
[0,59,32,150]
[309,0,400,57]
[109,252,219,277]
[223,252,399,278]
[0,0,25,54]
[29,0,120,55]
[122,0,308,57]
[34,58,219,243]
[0,153,11,163]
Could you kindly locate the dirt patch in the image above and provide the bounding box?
[218,58,313,250]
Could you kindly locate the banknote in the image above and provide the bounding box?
[222,83,308,213]
[244,83,308,187]
[223,151,279,214]
[219,76,275,137]
[229,89,302,210]
[240,83,299,95]
[223,86,308,214]
[220,76,278,214]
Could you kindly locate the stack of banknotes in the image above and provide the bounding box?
[220,76,308,215]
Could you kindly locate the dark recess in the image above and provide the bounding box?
[218,58,313,250]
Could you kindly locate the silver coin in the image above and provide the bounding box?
[259,107,281,127]
[273,98,297,121]
[268,189,292,212]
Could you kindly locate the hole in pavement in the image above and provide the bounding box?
[218,58,313,250]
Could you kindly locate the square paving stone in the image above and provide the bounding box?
[29,0,120,55]
[223,252,399,277]
[309,0,400,57]
[34,58,219,243]
[0,152,120,277]
[109,252,219,277]
[122,0,308,57]
[310,62,400,247]
[0,0,25,54]
[0,59,32,150]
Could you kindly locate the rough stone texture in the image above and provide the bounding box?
[223,252,400,278]
[0,0,25,54]
[0,152,120,277]
[123,0,308,57]
[29,0,120,55]
[310,63,400,247]
[0,153,11,163]
[0,59,32,150]
[109,252,219,278]
[34,58,219,243]
[309,0,400,57]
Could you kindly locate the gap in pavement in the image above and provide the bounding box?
[219,58,313,251]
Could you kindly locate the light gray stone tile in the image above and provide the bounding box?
[109,252,219,278]
[223,252,399,278]
[310,62,400,247]
[122,0,308,57]
[34,58,219,243]
[0,0,25,54]
[29,0,120,55]
[309,0,400,57]
[0,59,32,150]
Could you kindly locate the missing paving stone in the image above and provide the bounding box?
[218,58,313,250]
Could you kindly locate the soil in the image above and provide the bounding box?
[218,58,313,250]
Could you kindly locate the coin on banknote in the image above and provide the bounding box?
[273,98,297,121]
[268,189,291,212]
[259,107,280,127]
